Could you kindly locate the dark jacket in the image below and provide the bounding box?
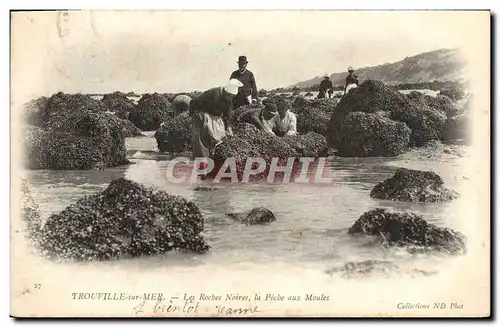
[230,69,259,107]
[319,79,333,93]
[190,87,234,129]
[345,73,359,87]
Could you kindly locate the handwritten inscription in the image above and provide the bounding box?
[70,291,331,316]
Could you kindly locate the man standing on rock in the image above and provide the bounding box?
[189,79,243,159]
[229,56,260,108]
[318,75,333,99]
[344,66,359,95]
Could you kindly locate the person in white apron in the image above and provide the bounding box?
[344,66,359,95]
[189,79,243,159]
[274,98,297,137]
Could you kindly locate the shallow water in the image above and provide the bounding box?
[22,134,472,278]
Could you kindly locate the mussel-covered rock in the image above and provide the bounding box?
[370,168,458,202]
[282,132,328,157]
[406,92,459,118]
[329,80,446,149]
[210,124,299,180]
[23,120,129,170]
[349,208,466,253]
[334,112,411,157]
[227,207,277,225]
[39,178,210,261]
[100,91,137,120]
[292,98,336,136]
[129,93,172,131]
[154,111,192,153]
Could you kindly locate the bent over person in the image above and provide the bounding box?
[189,79,243,159]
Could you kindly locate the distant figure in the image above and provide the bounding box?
[318,75,333,99]
[274,98,297,137]
[189,79,243,159]
[344,66,359,95]
[237,98,279,135]
[172,94,191,116]
[230,56,260,108]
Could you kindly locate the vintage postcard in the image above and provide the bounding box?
[10,10,490,318]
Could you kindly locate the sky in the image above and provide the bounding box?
[11,10,489,101]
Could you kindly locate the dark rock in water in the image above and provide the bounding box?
[193,186,219,191]
[348,208,466,253]
[129,93,172,131]
[39,178,210,261]
[292,98,336,136]
[41,92,108,131]
[329,80,446,149]
[20,179,42,243]
[227,207,277,225]
[23,96,49,126]
[101,91,136,120]
[335,112,411,157]
[154,111,192,153]
[282,132,328,157]
[104,113,143,137]
[22,93,131,170]
[211,124,299,180]
[370,168,458,203]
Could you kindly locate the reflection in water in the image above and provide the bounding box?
[22,135,470,275]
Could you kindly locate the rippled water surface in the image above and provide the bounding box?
[21,134,473,278]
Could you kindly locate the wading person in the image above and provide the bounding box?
[344,66,359,95]
[237,98,279,135]
[229,55,260,108]
[274,98,297,137]
[318,75,333,99]
[189,79,243,159]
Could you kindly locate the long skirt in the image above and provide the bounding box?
[345,83,358,95]
[191,111,226,159]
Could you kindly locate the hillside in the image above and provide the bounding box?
[291,48,468,89]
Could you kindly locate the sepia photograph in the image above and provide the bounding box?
[10,9,491,318]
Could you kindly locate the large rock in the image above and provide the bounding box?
[101,91,136,120]
[370,168,458,202]
[348,208,466,253]
[22,96,49,126]
[104,113,143,137]
[210,124,299,180]
[129,93,172,131]
[39,178,209,261]
[282,132,328,157]
[154,111,192,153]
[227,207,277,225]
[23,114,129,170]
[334,112,411,157]
[329,80,446,148]
[292,98,336,136]
[406,92,459,118]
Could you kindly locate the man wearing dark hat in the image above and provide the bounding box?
[229,55,260,108]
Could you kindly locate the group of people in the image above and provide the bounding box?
[174,55,359,158]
